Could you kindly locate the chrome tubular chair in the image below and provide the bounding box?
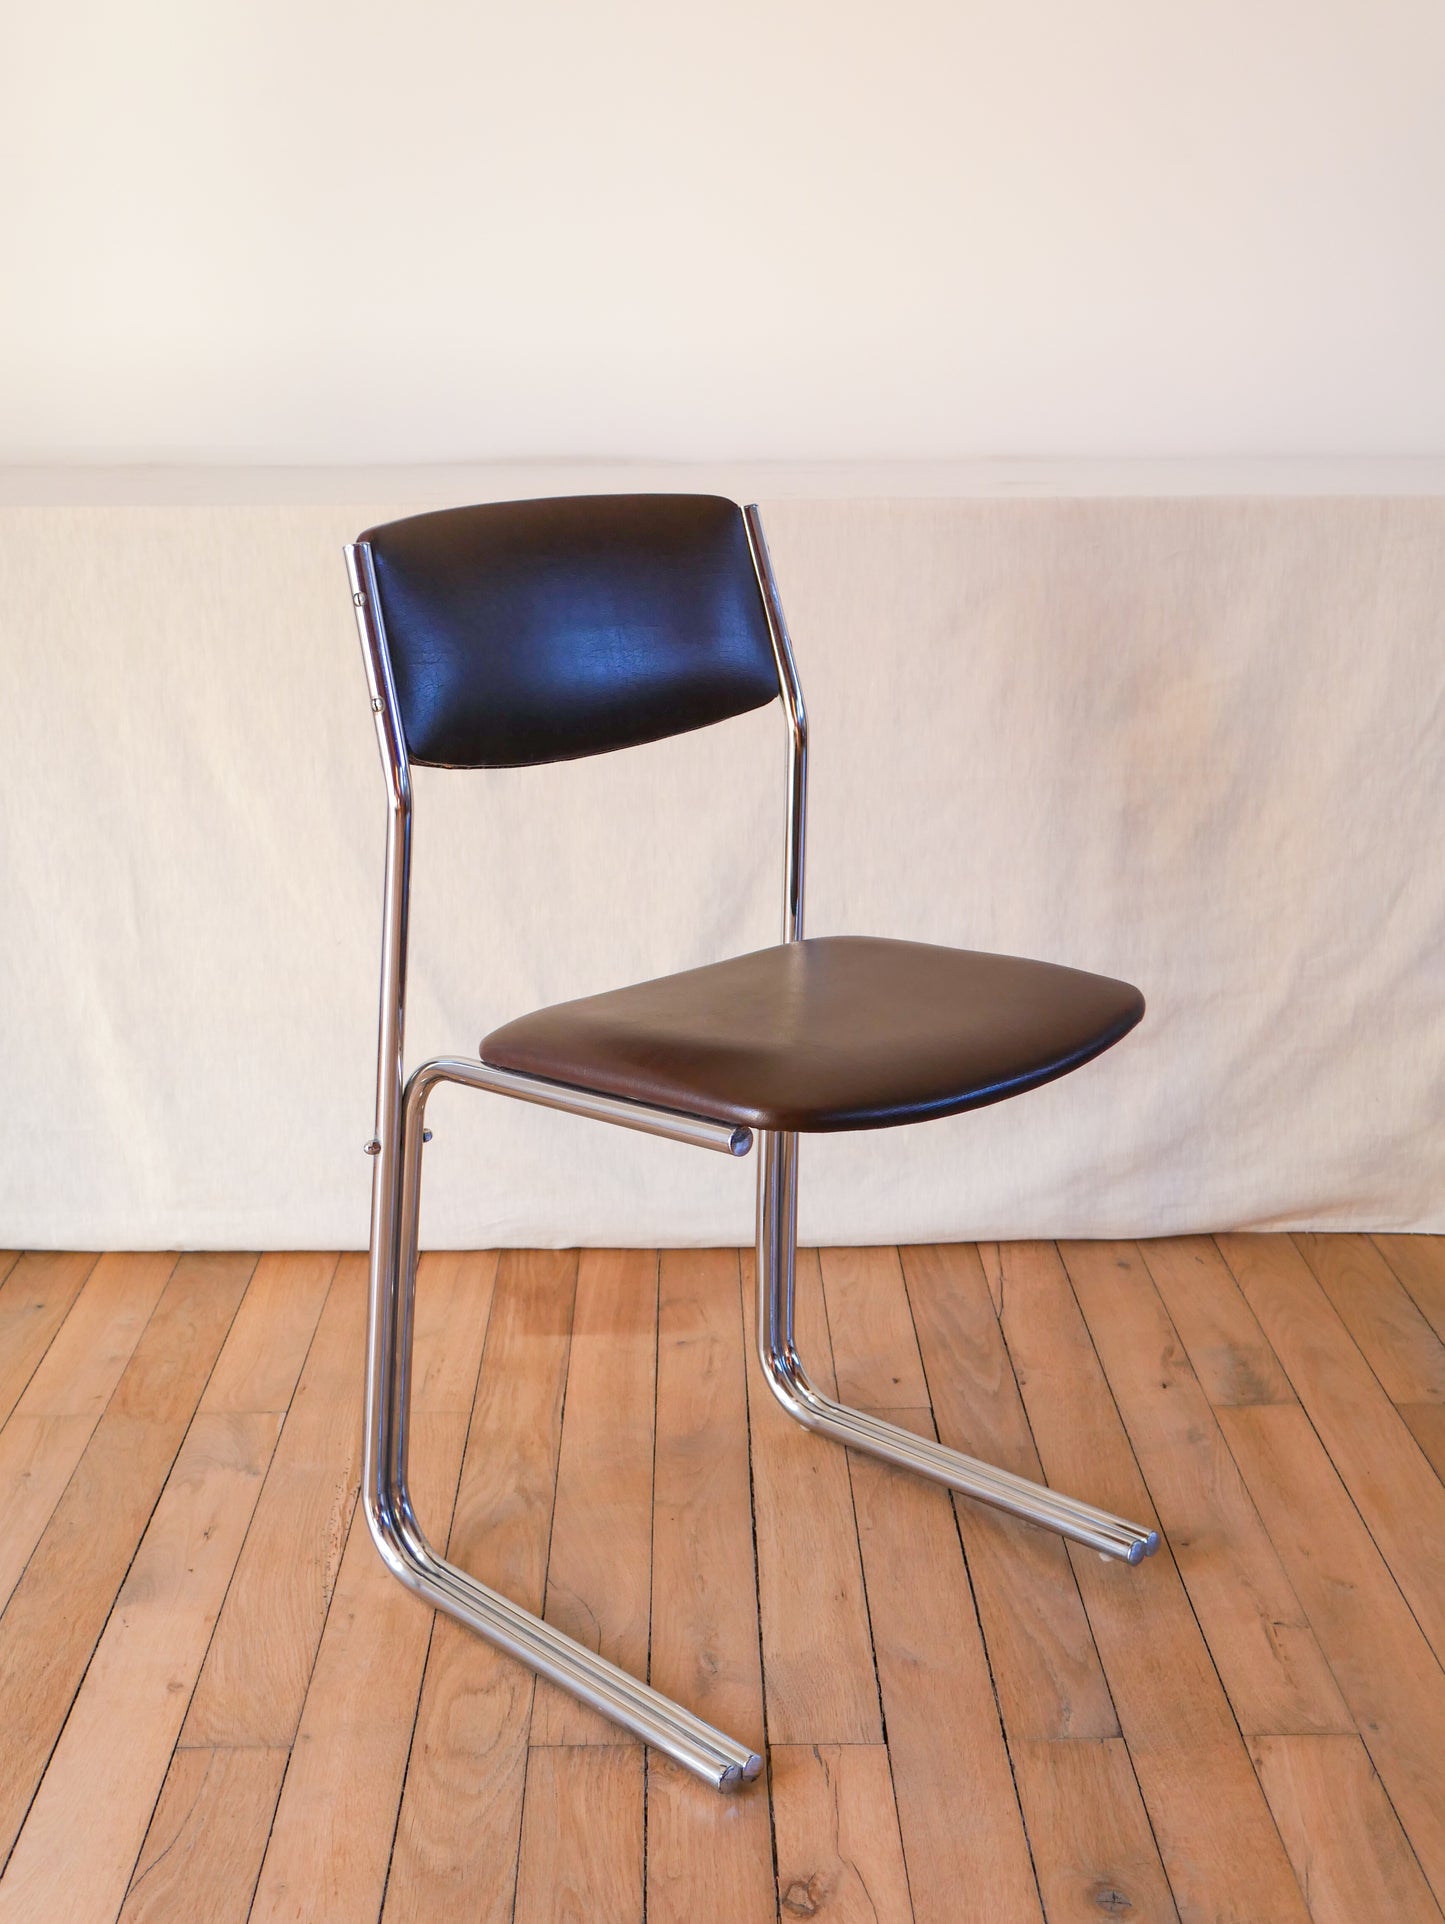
[348,494,1154,1795]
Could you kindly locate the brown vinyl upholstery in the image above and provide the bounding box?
[481,936,1144,1133]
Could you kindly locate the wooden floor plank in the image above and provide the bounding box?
[381,1250,569,1924]
[742,1246,881,1747]
[7,1251,176,1422]
[901,1243,1118,1742]
[1065,1239,1351,1737]
[1251,1734,1444,1924]
[818,1247,930,1411]
[995,1240,1311,1924]
[902,1246,1199,1924]
[0,1253,101,1430]
[531,1249,657,1748]
[513,1747,643,1924]
[1219,1402,1445,1910]
[769,1744,914,1924]
[0,1418,95,1621]
[1010,1738,1179,1924]
[0,1252,176,1615]
[0,1252,254,1870]
[1217,1233,1445,1665]
[1294,1232,1445,1405]
[820,1243,1043,1924]
[1399,1402,1445,1483]
[1138,1235,1296,1406]
[847,1411,1043,1924]
[183,1254,369,1748]
[118,1747,288,1924]
[0,1411,280,1924]
[646,1249,774,1924]
[1372,1236,1445,1346]
[198,1252,337,1416]
[249,1251,497,1924]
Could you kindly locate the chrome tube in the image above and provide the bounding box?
[755,1133,1160,1565]
[427,1057,753,1156]
[378,1527,761,1786]
[348,541,416,1546]
[744,506,807,943]
[350,539,761,1790]
[379,1058,761,1788]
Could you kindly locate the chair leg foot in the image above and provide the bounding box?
[364,1493,763,1790]
[754,1132,1160,1565]
[754,1372,1158,1562]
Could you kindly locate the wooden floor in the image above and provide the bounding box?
[0,1239,1444,1922]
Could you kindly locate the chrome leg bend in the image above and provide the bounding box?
[363,1061,763,1793]
[754,1133,1160,1566]
[364,1080,1152,1801]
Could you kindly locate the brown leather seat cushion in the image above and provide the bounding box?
[481,936,1144,1133]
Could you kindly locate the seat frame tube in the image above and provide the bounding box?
[346,511,1156,1802]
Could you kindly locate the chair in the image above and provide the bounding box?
[347,493,1153,1794]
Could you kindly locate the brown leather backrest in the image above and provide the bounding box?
[360,494,781,768]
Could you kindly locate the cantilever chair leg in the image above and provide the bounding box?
[754,1132,1160,1565]
[362,1060,764,1793]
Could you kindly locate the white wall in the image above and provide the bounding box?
[2,0,1444,463]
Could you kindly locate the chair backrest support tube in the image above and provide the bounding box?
[409,1056,754,1157]
[744,506,808,944]
[347,538,414,1524]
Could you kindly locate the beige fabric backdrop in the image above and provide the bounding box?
[2,484,1442,1247]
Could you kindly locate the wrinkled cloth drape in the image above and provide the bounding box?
[2,491,1441,1247]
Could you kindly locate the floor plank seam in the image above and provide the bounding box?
[1370,1236,1445,1348]
[377,1250,510,1924]
[0,1252,159,1613]
[1290,1232,1445,1420]
[907,1243,1124,1743]
[0,1252,103,1426]
[736,1247,784,1922]
[158,1254,342,1767]
[1054,1239,1316,1921]
[504,1251,581,1924]
[640,1248,660,1924]
[237,1256,372,1922]
[1209,1238,1445,1683]
[828,1245,1000,1924]
[1122,1239,1331,1919]
[118,1411,290,1922]
[899,1250,1048,1924]
[225,1258,360,1924]
[921,1242,1180,1915]
[1128,1237,1349,1714]
[0,1253,258,1889]
[242,1478,358,1924]
[528,1249,580,1696]
[814,1252,895,1761]
[1215,1419,1445,1922]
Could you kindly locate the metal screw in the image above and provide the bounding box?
[364,1139,380,1155]
[353,590,366,607]
[423,1129,433,1143]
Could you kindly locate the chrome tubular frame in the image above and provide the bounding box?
[348,507,1155,1802]
[348,539,762,1792]
[742,507,1159,1570]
